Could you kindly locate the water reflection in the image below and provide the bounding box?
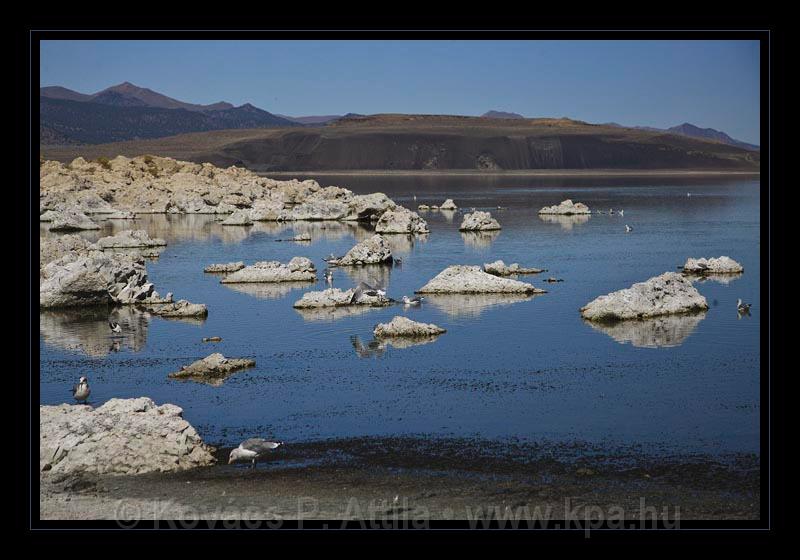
[40,306,150,357]
[222,281,315,300]
[295,305,382,322]
[689,272,743,285]
[339,264,393,290]
[584,312,707,348]
[439,209,457,223]
[538,214,591,230]
[424,293,536,318]
[461,230,500,249]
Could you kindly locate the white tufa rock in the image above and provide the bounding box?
[417,265,545,294]
[538,199,591,215]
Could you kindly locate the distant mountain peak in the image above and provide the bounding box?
[482,110,525,119]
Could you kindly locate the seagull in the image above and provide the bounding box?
[324,269,333,286]
[625,225,633,233]
[687,193,692,197]
[402,295,423,306]
[413,195,417,201]
[109,321,122,334]
[228,438,283,469]
[71,376,90,404]
[350,281,383,304]
[393,257,402,266]
[618,210,624,216]
[737,298,752,313]
[609,208,614,214]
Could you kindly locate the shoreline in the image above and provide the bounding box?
[40,436,760,521]
[256,169,760,178]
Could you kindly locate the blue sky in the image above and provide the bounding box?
[40,40,761,144]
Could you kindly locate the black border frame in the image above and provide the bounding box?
[16,18,785,543]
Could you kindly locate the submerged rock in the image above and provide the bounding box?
[538,199,591,215]
[580,272,708,322]
[681,256,744,274]
[168,353,255,385]
[39,397,215,475]
[221,257,316,283]
[417,265,546,294]
[293,287,391,309]
[374,208,430,234]
[96,229,167,249]
[459,211,501,231]
[483,260,545,276]
[331,234,393,266]
[373,316,446,338]
[49,209,100,231]
[204,261,246,273]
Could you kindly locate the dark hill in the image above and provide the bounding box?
[41,115,760,172]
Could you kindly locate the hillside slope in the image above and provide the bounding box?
[41,115,760,172]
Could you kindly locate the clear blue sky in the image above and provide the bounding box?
[40,40,761,144]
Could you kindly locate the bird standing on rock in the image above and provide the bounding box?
[71,376,90,404]
[229,439,283,469]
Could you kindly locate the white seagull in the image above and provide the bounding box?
[618,209,624,217]
[109,321,122,334]
[71,376,90,404]
[324,269,333,286]
[625,224,633,233]
[402,295,423,306]
[229,438,283,469]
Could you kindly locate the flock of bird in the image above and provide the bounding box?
[63,194,753,469]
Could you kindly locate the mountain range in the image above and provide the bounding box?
[39,83,759,153]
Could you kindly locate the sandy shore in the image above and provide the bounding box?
[39,437,759,523]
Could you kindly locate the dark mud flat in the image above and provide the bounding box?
[40,437,759,522]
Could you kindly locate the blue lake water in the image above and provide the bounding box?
[39,174,761,457]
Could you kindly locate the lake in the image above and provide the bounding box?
[39,174,761,459]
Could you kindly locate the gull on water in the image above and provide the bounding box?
[71,376,90,404]
[109,321,122,334]
[625,225,633,233]
[229,438,283,469]
[402,295,423,306]
[737,298,752,313]
[324,269,333,286]
[618,209,624,216]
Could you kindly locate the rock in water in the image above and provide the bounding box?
[373,316,446,338]
[49,208,101,231]
[169,353,255,383]
[96,229,167,249]
[538,199,591,215]
[220,209,254,226]
[204,261,246,273]
[682,256,744,274]
[293,287,392,308]
[332,234,393,266]
[145,300,208,318]
[580,272,709,321]
[439,199,458,210]
[417,265,546,294]
[39,397,216,475]
[374,208,430,234]
[221,257,316,283]
[459,211,502,231]
[483,260,545,276]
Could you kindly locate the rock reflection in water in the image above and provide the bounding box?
[295,305,382,322]
[340,264,392,291]
[40,306,150,357]
[461,230,500,249]
[351,334,441,357]
[439,209,457,223]
[689,272,743,285]
[222,281,315,300]
[584,312,707,348]
[424,293,536,318]
[538,214,591,230]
